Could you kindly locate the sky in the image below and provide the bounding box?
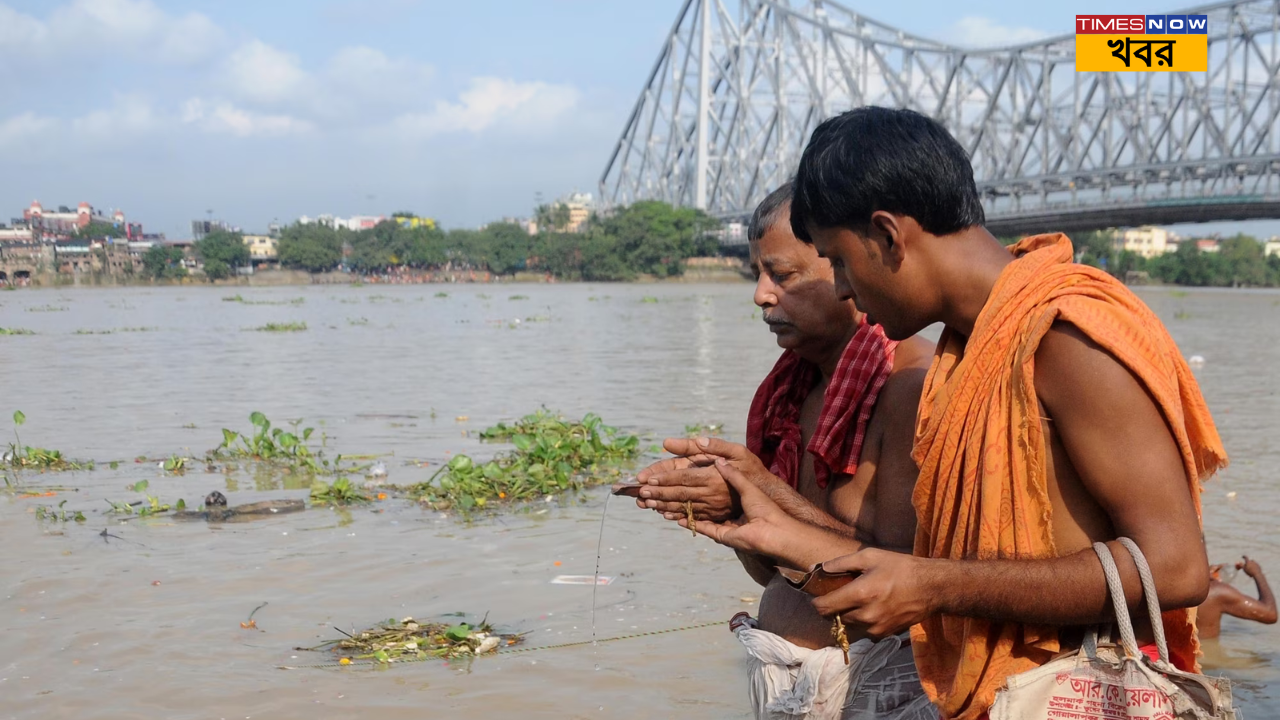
[1,0,1275,239]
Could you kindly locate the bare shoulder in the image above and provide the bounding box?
[876,335,931,426]
[1032,321,1138,411]
[891,334,934,374]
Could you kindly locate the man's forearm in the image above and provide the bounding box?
[922,544,1151,626]
[757,517,861,571]
[753,474,855,538]
[1252,572,1276,615]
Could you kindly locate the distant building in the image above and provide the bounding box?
[243,234,279,264]
[54,238,134,275]
[561,192,594,233]
[1265,237,1280,258]
[709,221,747,246]
[395,214,437,231]
[22,201,138,241]
[192,219,239,240]
[298,214,386,231]
[0,225,34,243]
[1194,238,1221,253]
[1113,226,1170,258]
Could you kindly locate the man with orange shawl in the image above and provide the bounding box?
[779,107,1226,720]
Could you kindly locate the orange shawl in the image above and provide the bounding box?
[910,234,1227,720]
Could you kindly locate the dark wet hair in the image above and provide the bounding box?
[790,107,985,241]
[747,181,794,242]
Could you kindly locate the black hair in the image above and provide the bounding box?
[747,181,794,242]
[790,107,985,242]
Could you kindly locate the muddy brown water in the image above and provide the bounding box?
[0,283,1275,718]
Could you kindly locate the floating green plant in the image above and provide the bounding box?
[434,292,449,298]
[74,326,156,335]
[640,296,659,304]
[411,410,639,512]
[253,322,307,332]
[508,295,529,301]
[684,422,724,437]
[6,411,89,471]
[26,305,68,312]
[305,616,521,663]
[0,328,35,335]
[34,500,85,523]
[224,294,305,306]
[211,411,353,477]
[309,476,369,505]
[105,479,175,516]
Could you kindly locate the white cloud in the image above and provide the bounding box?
[182,98,313,138]
[0,0,224,65]
[0,6,48,51]
[220,40,311,105]
[324,46,434,99]
[157,12,224,65]
[391,77,579,137]
[70,95,157,138]
[947,17,1048,48]
[0,113,56,148]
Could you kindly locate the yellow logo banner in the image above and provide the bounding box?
[1076,34,1207,72]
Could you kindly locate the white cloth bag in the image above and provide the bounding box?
[990,538,1237,720]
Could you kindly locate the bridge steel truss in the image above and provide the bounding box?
[600,0,1280,236]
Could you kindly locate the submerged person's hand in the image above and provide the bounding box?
[1238,556,1263,577]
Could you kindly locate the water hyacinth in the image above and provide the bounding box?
[412,410,640,512]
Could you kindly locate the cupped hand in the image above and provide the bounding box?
[809,548,935,637]
[636,437,775,523]
[684,458,796,556]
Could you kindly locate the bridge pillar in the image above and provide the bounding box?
[693,0,710,210]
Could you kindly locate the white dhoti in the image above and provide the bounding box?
[733,616,938,720]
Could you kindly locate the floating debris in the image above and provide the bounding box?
[551,575,614,586]
[252,322,308,332]
[304,617,523,663]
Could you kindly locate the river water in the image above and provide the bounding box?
[0,282,1275,719]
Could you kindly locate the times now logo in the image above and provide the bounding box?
[1076,15,1208,34]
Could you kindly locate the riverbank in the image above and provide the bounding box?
[1,256,751,289]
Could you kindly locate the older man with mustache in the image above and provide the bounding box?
[634,182,935,719]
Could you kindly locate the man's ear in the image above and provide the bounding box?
[868,211,907,267]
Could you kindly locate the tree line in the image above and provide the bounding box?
[1071,231,1280,287]
[276,201,722,281]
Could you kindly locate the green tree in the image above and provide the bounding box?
[141,245,187,280]
[480,223,534,275]
[195,230,249,280]
[76,221,126,239]
[596,201,718,277]
[278,223,344,273]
